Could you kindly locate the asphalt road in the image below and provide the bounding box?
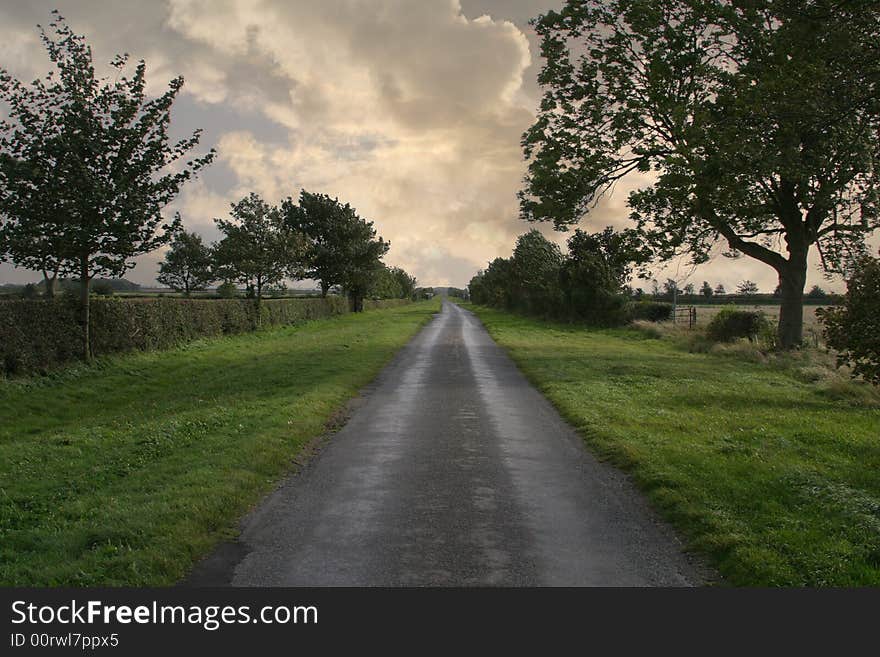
[198,300,703,586]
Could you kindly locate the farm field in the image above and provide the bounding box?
[460,302,880,586]
[0,299,439,585]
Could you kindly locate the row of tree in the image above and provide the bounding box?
[158,191,414,310]
[468,227,650,325]
[642,280,831,300]
[0,13,413,361]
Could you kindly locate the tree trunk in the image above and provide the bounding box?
[255,278,263,327]
[42,270,59,298]
[776,253,808,350]
[348,291,363,312]
[80,258,92,362]
[320,281,329,298]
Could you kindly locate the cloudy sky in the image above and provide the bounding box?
[0,0,849,291]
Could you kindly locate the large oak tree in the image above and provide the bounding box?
[520,0,880,348]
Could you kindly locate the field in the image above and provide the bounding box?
[461,302,880,586]
[0,299,439,585]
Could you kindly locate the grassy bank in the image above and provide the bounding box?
[0,300,439,585]
[460,302,880,586]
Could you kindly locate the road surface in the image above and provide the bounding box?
[195,300,703,586]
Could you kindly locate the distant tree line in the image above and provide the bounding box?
[636,279,837,304]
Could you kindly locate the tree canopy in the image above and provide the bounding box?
[214,193,305,303]
[520,0,880,348]
[283,190,389,310]
[157,230,214,296]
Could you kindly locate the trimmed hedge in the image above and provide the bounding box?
[706,307,770,343]
[1,296,408,375]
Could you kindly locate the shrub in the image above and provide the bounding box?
[216,281,238,298]
[706,307,770,343]
[817,254,880,384]
[0,296,365,375]
[627,301,673,322]
[91,281,115,297]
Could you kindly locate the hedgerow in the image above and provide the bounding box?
[0,296,405,375]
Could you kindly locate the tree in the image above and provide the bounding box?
[391,267,417,300]
[700,281,714,298]
[0,13,214,359]
[282,190,389,311]
[806,285,827,299]
[216,281,238,298]
[714,284,726,296]
[213,193,305,311]
[566,226,651,287]
[521,0,880,348]
[510,229,564,314]
[157,230,214,296]
[817,252,880,384]
[737,280,759,296]
[370,265,404,299]
[371,265,417,300]
[683,283,695,296]
[281,191,356,297]
[340,221,389,312]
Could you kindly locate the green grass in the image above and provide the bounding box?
[460,302,880,586]
[0,299,440,585]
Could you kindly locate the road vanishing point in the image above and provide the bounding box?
[193,300,703,586]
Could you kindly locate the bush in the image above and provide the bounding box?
[91,281,115,297]
[216,281,238,298]
[627,301,673,322]
[817,254,880,384]
[706,307,770,343]
[0,296,362,375]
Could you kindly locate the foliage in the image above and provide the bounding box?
[157,230,214,295]
[700,281,713,297]
[0,13,214,358]
[282,190,389,310]
[216,281,238,299]
[511,230,564,315]
[214,193,305,302]
[91,281,115,297]
[0,296,349,375]
[806,285,827,299]
[706,307,771,343]
[469,227,647,325]
[737,280,760,296]
[521,0,880,348]
[628,301,673,323]
[370,264,417,300]
[818,254,880,384]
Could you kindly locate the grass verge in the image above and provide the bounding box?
[460,302,880,586]
[0,299,440,585]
